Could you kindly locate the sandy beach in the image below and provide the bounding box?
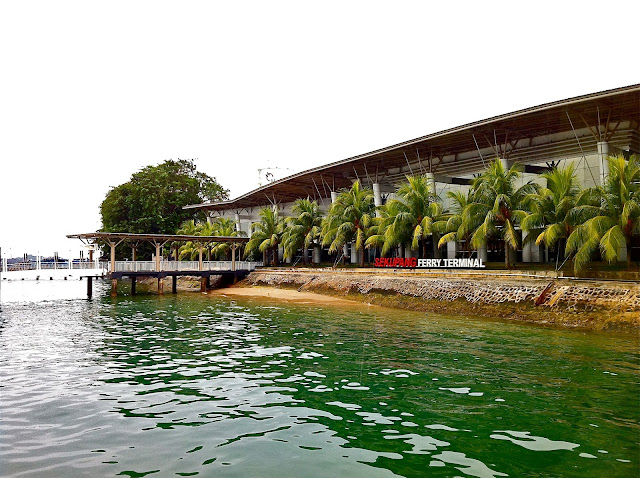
[209,285,367,307]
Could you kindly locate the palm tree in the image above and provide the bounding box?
[176,219,201,260]
[566,154,640,271]
[521,163,580,264]
[438,189,476,256]
[464,159,539,268]
[321,180,375,267]
[245,207,283,266]
[281,199,323,264]
[365,202,396,257]
[207,218,244,260]
[376,175,448,258]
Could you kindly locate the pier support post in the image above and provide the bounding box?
[111,278,118,297]
[110,243,116,273]
[155,243,162,272]
[157,277,164,294]
[131,276,136,295]
[200,276,207,292]
[87,276,93,299]
[172,275,177,293]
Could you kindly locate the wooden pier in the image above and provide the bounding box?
[68,232,257,297]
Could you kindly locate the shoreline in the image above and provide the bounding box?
[239,269,640,332]
[209,285,362,307]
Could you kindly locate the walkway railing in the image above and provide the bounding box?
[1,261,109,272]
[113,261,262,273]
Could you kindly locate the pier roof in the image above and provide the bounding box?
[67,232,249,244]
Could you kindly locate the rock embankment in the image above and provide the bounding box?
[245,269,640,330]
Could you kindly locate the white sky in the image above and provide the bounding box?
[1,1,638,258]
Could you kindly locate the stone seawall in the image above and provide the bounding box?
[245,269,640,330]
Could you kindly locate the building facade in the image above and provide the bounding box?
[185,85,640,264]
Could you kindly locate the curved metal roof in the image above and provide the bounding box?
[186,84,640,212]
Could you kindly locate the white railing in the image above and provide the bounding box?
[113,260,262,272]
[115,261,157,272]
[2,261,108,272]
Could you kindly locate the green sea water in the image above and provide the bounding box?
[0,281,638,477]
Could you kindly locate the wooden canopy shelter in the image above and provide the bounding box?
[68,233,252,297]
[67,232,249,273]
[185,84,640,213]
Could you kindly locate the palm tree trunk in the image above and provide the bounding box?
[627,237,632,270]
[273,246,279,266]
[360,247,365,267]
[505,243,511,269]
[422,237,427,259]
[303,247,308,265]
[558,238,566,271]
[263,249,267,266]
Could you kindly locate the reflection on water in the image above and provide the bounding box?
[0,281,638,477]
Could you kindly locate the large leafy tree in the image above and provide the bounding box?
[321,180,375,266]
[100,159,228,235]
[373,175,448,258]
[566,154,640,271]
[464,159,538,268]
[281,199,323,264]
[245,207,283,266]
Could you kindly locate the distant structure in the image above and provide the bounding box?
[185,85,640,264]
[257,165,294,187]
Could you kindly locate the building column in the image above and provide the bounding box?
[522,232,544,262]
[350,244,359,264]
[234,213,242,234]
[432,234,442,259]
[313,244,321,264]
[477,245,488,262]
[425,172,436,195]
[500,158,513,171]
[597,141,609,185]
[405,248,417,259]
[447,241,458,260]
[331,191,348,260]
[373,183,382,207]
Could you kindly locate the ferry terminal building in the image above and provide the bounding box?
[185,85,640,264]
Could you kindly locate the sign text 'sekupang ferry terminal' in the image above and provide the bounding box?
[185,84,639,266]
